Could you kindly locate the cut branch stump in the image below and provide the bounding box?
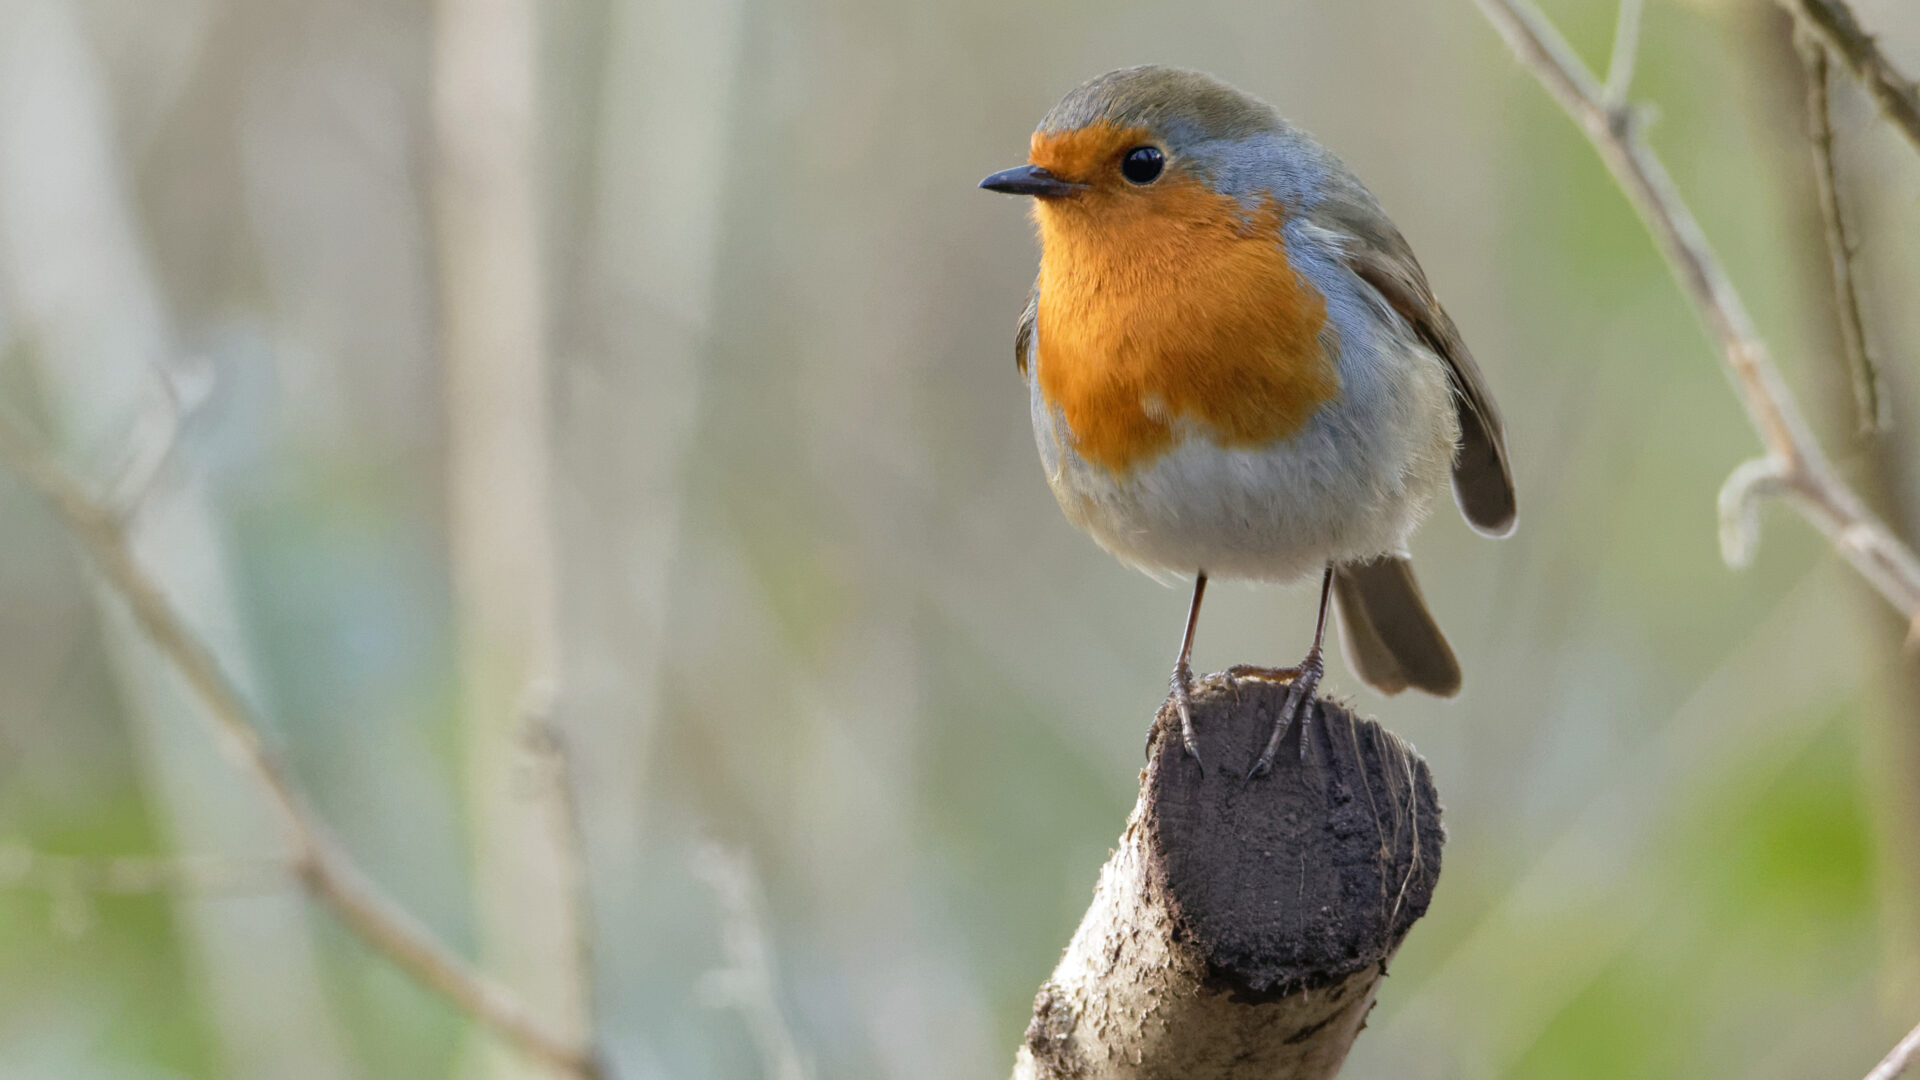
[1012,674,1443,1080]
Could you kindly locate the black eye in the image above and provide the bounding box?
[1121,146,1164,184]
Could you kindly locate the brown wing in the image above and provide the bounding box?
[1014,282,1038,375]
[1333,210,1517,537]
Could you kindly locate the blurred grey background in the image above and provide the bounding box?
[2,0,1919,1077]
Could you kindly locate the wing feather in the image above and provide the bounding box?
[1323,200,1517,536]
[1015,282,1038,376]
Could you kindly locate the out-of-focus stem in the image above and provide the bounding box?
[0,411,605,1079]
[1473,0,1920,627]
[1743,5,1920,1012]
[1864,1017,1920,1080]
[1778,0,1920,160]
[1794,30,1884,434]
[429,0,598,1076]
[0,3,356,1074]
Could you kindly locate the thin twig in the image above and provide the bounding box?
[0,843,289,896]
[693,844,811,1080]
[1866,1017,1920,1080]
[518,689,601,1034]
[1795,30,1885,434]
[1603,0,1646,108]
[102,366,183,520]
[1779,0,1920,160]
[0,410,608,1080]
[1471,0,1920,632]
[0,844,289,940]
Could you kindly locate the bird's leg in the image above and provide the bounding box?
[1161,572,1208,768]
[1249,563,1334,779]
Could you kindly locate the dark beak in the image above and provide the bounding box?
[979,164,1084,197]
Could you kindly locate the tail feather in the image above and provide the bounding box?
[1332,556,1461,697]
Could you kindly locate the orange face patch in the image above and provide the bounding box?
[1030,139,1339,475]
[1029,122,1154,183]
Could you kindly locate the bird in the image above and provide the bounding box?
[980,65,1515,778]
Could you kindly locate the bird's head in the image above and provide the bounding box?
[980,65,1292,240]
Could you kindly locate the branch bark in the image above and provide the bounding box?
[1794,29,1885,434]
[1602,0,1645,108]
[1866,1017,1920,1080]
[1472,0,1920,628]
[1778,0,1920,160]
[1010,677,1442,1079]
[0,410,607,1080]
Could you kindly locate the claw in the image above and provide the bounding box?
[1163,574,1209,772]
[1171,661,1204,773]
[1247,649,1323,779]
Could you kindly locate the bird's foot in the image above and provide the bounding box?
[1162,659,1203,772]
[1247,647,1324,780]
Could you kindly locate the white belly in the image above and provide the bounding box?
[1029,336,1458,584]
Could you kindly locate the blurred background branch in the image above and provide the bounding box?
[1779,0,1920,158]
[0,844,287,943]
[0,3,356,1072]
[0,844,288,898]
[691,845,811,1080]
[1472,0,1920,625]
[1866,1018,1920,1080]
[1795,27,1885,435]
[1601,0,1644,108]
[0,408,607,1080]
[429,0,599,1075]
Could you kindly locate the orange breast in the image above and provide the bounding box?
[1033,179,1338,475]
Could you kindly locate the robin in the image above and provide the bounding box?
[981,65,1515,778]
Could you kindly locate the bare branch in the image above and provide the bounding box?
[0,842,289,897]
[1866,1018,1920,1080]
[0,843,288,940]
[1472,0,1920,621]
[1603,0,1646,108]
[100,354,217,521]
[101,369,182,521]
[0,410,609,1080]
[1795,30,1885,434]
[517,687,601,1037]
[1717,456,1790,568]
[693,844,812,1080]
[1779,0,1920,160]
